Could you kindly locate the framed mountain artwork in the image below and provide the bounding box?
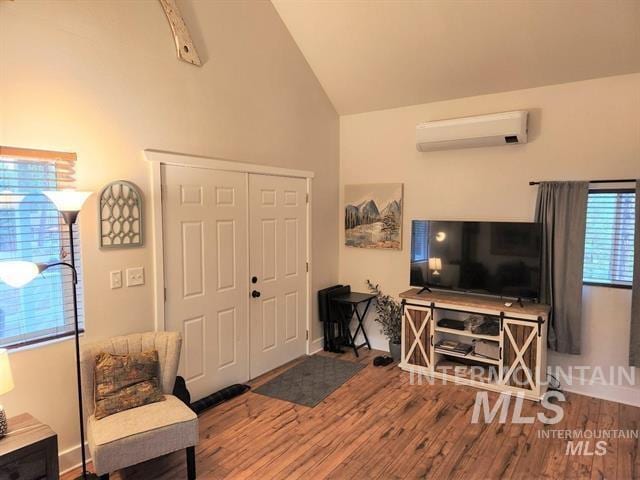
[344,183,403,250]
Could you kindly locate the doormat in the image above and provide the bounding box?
[253,355,365,407]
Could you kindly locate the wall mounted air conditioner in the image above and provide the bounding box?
[416,111,528,152]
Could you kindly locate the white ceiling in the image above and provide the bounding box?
[272,0,640,115]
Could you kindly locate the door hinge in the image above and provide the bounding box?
[306,193,309,204]
[164,287,167,302]
[306,262,309,272]
[306,330,309,340]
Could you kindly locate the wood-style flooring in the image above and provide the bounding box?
[63,349,640,479]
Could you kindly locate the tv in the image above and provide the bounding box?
[410,220,542,301]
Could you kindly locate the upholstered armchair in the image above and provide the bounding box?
[80,332,198,479]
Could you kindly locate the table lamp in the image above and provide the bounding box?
[0,348,14,438]
[428,257,442,276]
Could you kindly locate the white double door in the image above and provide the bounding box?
[162,165,308,401]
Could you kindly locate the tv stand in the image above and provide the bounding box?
[417,285,432,294]
[399,288,550,401]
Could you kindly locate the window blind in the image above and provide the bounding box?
[583,189,636,287]
[411,220,428,262]
[0,148,84,349]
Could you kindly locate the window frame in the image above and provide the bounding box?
[0,146,85,350]
[583,187,635,290]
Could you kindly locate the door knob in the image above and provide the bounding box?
[251,290,261,298]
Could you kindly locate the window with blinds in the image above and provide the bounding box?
[583,189,636,287]
[0,147,84,349]
[411,220,428,262]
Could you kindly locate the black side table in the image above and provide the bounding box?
[331,292,376,357]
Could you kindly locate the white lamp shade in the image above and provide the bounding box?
[0,261,41,288]
[42,190,92,212]
[428,257,442,270]
[0,349,14,396]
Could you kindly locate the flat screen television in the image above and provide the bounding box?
[410,220,542,300]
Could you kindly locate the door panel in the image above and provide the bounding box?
[501,319,538,392]
[181,221,204,298]
[403,306,432,369]
[183,316,204,381]
[249,174,307,378]
[162,165,249,400]
[216,220,236,291]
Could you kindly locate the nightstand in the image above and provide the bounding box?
[0,413,59,480]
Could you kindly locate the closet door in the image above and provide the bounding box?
[162,165,249,400]
[248,174,308,378]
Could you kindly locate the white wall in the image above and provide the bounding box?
[0,0,338,470]
[339,73,640,403]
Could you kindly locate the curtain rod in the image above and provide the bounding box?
[529,179,636,186]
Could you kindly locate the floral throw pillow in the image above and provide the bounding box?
[94,350,164,420]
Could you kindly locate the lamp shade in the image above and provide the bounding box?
[0,261,42,288]
[428,257,442,271]
[42,190,92,212]
[0,349,14,396]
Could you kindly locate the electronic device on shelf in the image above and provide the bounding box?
[437,318,465,330]
[470,317,500,336]
[409,220,542,301]
[473,339,501,360]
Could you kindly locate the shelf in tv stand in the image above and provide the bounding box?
[434,326,500,342]
[433,348,501,365]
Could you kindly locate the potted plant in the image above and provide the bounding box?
[366,280,402,361]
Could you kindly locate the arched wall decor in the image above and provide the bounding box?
[99,180,143,249]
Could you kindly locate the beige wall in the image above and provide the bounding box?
[0,0,338,469]
[340,73,640,403]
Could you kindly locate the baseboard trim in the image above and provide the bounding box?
[58,442,90,475]
[309,336,324,355]
[560,375,640,407]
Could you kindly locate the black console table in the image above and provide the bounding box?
[331,292,376,357]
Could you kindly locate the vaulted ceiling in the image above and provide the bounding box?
[272,0,640,115]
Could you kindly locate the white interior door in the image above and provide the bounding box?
[248,174,308,378]
[162,165,249,401]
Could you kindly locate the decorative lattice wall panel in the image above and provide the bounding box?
[99,180,143,249]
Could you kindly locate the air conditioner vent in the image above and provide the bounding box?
[416,111,528,152]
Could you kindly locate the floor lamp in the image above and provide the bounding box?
[0,190,94,480]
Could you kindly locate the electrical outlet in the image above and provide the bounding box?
[126,267,145,287]
[110,270,122,289]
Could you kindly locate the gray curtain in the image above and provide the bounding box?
[630,181,640,366]
[535,181,589,354]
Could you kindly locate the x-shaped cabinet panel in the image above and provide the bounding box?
[502,321,538,391]
[403,307,432,369]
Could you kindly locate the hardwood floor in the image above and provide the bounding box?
[63,349,640,479]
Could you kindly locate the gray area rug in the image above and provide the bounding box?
[253,355,366,407]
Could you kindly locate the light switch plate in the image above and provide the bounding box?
[126,267,145,287]
[110,270,122,289]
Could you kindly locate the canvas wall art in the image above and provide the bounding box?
[344,183,403,250]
